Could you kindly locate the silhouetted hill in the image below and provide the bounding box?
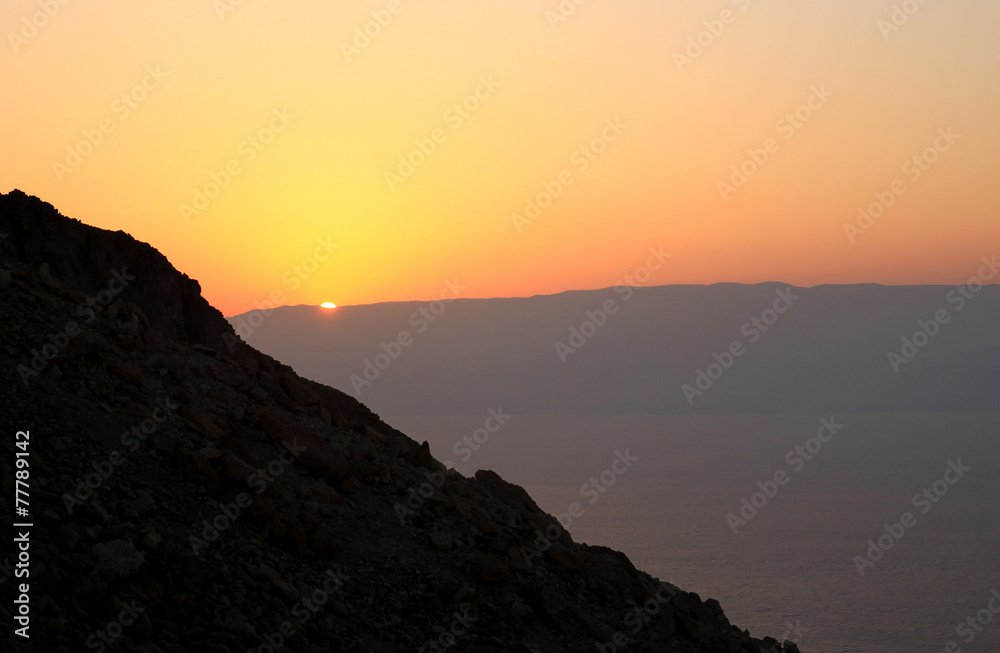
[0,189,796,652]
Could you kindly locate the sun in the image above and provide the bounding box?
[320,302,337,309]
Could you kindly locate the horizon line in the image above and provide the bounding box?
[223,280,998,318]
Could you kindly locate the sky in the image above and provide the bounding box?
[2,0,999,316]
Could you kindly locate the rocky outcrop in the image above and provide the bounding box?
[0,190,800,652]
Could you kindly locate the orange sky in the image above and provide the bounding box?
[3,0,999,316]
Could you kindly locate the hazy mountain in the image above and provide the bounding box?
[231,281,1000,416]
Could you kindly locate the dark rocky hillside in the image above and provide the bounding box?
[0,190,800,653]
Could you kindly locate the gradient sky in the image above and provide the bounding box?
[3,0,999,316]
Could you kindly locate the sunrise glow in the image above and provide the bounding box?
[2,1,998,317]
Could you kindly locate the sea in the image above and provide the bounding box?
[384,412,1000,653]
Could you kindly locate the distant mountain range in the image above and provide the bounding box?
[231,281,1000,416]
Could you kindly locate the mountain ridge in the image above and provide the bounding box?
[240,280,989,316]
[230,281,1000,417]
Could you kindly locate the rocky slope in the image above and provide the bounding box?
[0,189,801,653]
